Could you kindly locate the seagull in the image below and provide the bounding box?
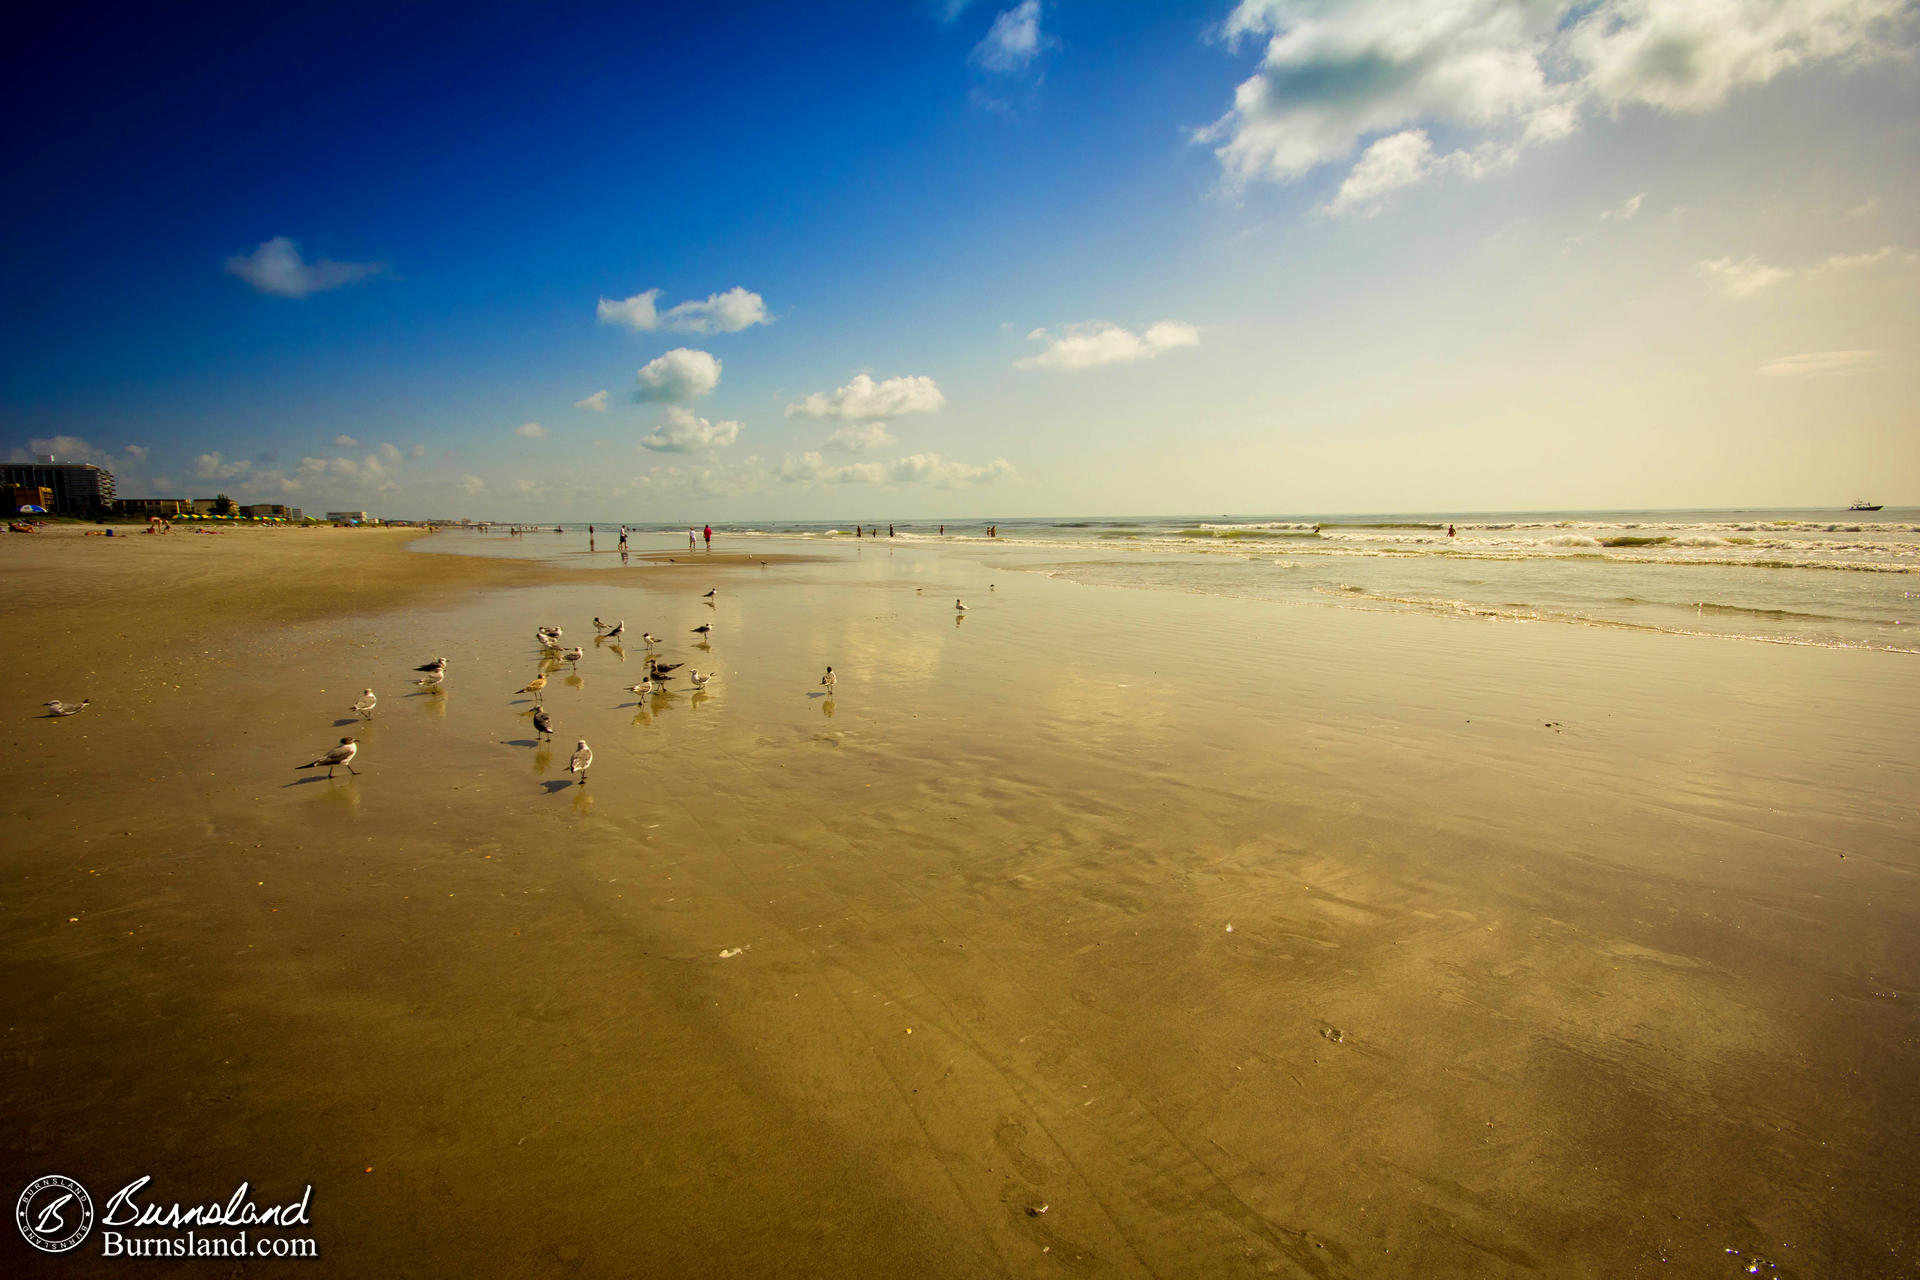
[538,625,563,640]
[625,677,655,699]
[603,620,625,639]
[352,688,378,717]
[689,669,716,691]
[413,668,445,690]
[648,660,683,678]
[692,623,714,638]
[703,587,717,598]
[593,617,614,632]
[567,739,593,783]
[954,599,967,611]
[45,699,90,717]
[560,645,585,667]
[413,657,448,673]
[297,737,359,778]
[641,632,660,647]
[533,706,555,737]
[538,631,563,651]
[514,673,548,702]
[819,666,835,693]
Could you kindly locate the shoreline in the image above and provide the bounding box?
[2,522,1916,1277]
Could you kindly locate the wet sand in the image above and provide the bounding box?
[2,528,1917,1277]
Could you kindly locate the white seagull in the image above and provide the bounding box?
[703,587,717,598]
[413,668,445,690]
[567,739,593,783]
[560,645,585,667]
[954,598,968,611]
[641,632,660,648]
[352,688,378,717]
[603,620,624,639]
[45,699,91,717]
[538,630,563,651]
[297,737,359,778]
[692,623,714,638]
[413,657,448,674]
[689,669,716,692]
[625,677,655,699]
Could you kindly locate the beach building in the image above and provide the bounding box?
[117,497,196,517]
[0,458,115,514]
[8,484,55,512]
[242,503,296,519]
[327,510,371,524]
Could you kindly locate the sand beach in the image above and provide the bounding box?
[2,525,1916,1277]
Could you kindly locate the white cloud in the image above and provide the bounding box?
[224,236,383,298]
[461,474,487,495]
[825,422,897,452]
[641,406,743,453]
[1809,245,1918,273]
[195,451,252,481]
[514,422,548,438]
[6,435,120,467]
[778,451,1016,487]
[596,287,770,333]
[333,434,359,448]
[575,390,610,412]
[123,444,149,462]
[1602,192,1646,220]
[1323,129,1436,216]
[377,442,403,465]
[1015,320,1200,370]
[786,373,946,419]
[636,347,723,402]
[1695,255,1792,299]
[1204,0,1905,211]
[1756,348,1884,376]
[972,1,1052,74]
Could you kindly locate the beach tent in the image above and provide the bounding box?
[16,504,46,514]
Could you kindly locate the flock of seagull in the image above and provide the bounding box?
[292,584,853,787]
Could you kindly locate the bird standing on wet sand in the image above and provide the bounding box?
[413,657,448,674]
[568,739,593,782]
[413,668,445,691]
[539,625,563,641]
[515,673,548,702]
[641,632,660,647]
[692,622,714,639]
[689,669,716,691]
[954,599,967,611]
[603,620,624,639]
[297,737,359,777]
[560,645,585,667]
[703,587,717,598]
[538,630,563,651]
[352,688,378,717]
[820,666,836,693]
[533,706,555,737]
[648,659,683,679]
[625,677,655,699]
[45,698,91,717]
[593,617,613,632]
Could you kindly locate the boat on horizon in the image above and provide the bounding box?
[1848,499,1883,512]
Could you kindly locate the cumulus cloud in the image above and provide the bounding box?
[1015,320,1200,370]
[195,451,251,481]
[640,406,744,453]
[786,373,945,420]
[1204,0,1906,211]
[575,390,609,412]
[377,442,403,464]
[825,422,897,452]
[972,1,1053,74]
[333,434,359,448]
[224,236,384,298]
[1809,244,1919,273]
[1756,348,1884,376]
[123,444,149,462]
[635,348,723,402]
[778,451,1016,487]
[514,422,548,438]
[596,287,770,334]
[6,435,124,467]
[1694,255,1792,298]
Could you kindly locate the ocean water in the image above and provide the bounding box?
[419,508,1920,654]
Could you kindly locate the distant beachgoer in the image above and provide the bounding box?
[939,524,944,536]
[1448,524,1456,538]
[855,525,862,538]
[589,524,596,551]
[703,524,712,551]
[888,524,894,537]
[689,528,697,549]
[618,525,628,549]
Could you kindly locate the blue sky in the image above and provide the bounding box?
[4,1,1916,519]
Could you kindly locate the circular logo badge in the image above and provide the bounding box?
[16,1176,94,1254]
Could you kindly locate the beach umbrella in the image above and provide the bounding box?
[16,504,46,514]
